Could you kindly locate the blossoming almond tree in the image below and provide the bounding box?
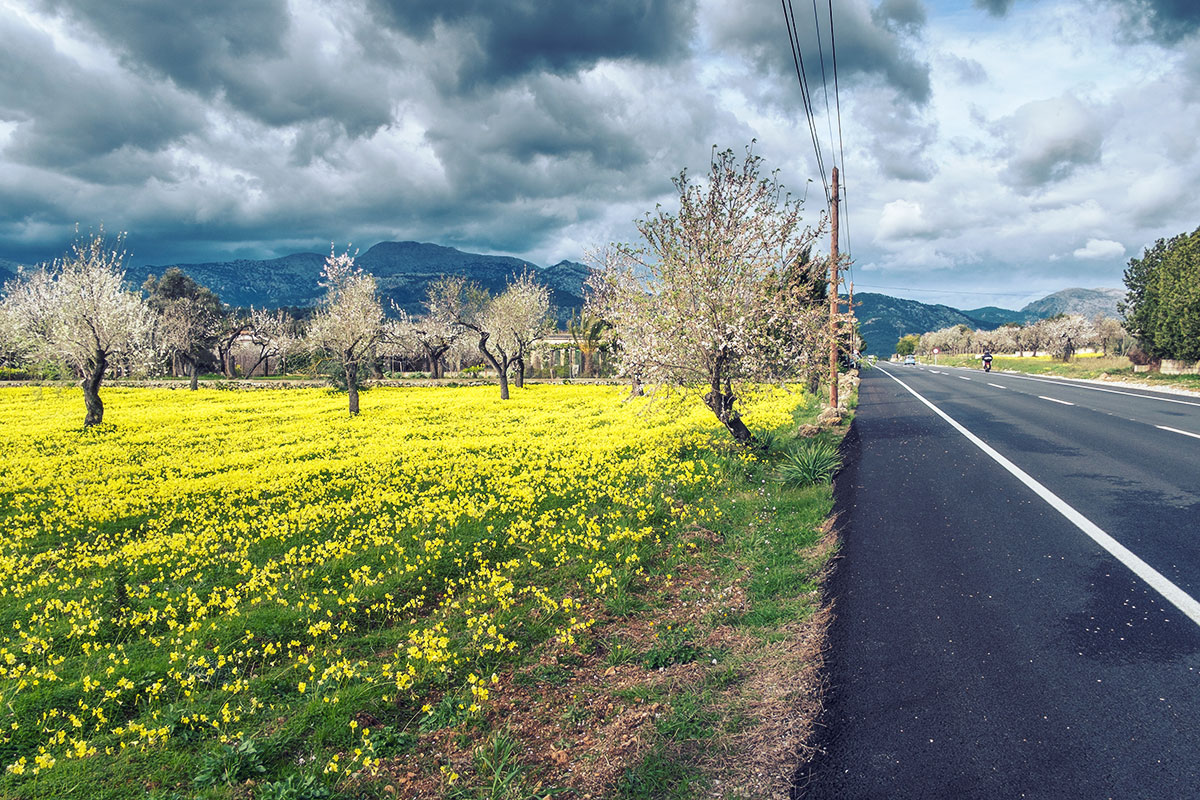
[392,276,469,378]
[589,146,838,445]
[4,228,156,426]
[456,272,552,399]
[306,247,385,415]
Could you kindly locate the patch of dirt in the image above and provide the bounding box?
[368,526,837,799]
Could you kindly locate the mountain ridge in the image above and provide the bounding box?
[123,241,590,321]
[854,287,1125,356]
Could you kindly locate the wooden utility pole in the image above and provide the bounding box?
[829,166,840,409]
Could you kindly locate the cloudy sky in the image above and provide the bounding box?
[2,0,1199,309]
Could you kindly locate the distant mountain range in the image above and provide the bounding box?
[121,241,592,324]
[0,258,18,287]
[2,241,1127,357]
[855,287,1125,356]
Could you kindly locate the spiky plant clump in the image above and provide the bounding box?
[778,438,842,487]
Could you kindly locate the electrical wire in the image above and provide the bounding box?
[827,0,851,282]
[781,0,830,208]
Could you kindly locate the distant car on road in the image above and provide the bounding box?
[903,355,916,365]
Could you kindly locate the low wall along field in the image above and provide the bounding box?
[0,384,806,796]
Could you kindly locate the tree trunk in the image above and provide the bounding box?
[705,379,754,446]
[514,356,525,388]
[476,333,510,400]
[626,375,644,401]
[432,345,449,379]
[82,351,107,427]
[583,349,594,378]
[188,357,199,391]
[347,361,360,415]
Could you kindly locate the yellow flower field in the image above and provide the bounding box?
[0,383,807,790]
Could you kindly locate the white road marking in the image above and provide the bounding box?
[958,376,972,381]
[955,368,1200,408]
[877,365,1200,629]
[1156,425,1200,440]
[988,383,1005,389]
[1039,396,1075,406]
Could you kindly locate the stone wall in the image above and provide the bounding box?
[1161,359,1200,375]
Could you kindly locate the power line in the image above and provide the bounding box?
[811,0,837,180]
[827,0,851,277]
[781,0,830,208]
[781,0,852,293]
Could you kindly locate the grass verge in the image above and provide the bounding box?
[381,402,850,800]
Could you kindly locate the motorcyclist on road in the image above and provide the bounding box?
[982,349,993,372]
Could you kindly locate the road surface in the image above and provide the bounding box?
[795,364,1200,799]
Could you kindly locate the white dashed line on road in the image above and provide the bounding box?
[1039,396,1075,406]
[958,376,972,381]
[877,365,1200,630]
[988,383,1005,389]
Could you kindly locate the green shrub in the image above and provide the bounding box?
[777,438,842,487]
[193,737,266,787]
[256,772,333,800]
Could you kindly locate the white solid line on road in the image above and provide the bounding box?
[1157,425,1200,440]
[877,365,1200,629]
[988,383,1006,389]
[1039,395,1075,406]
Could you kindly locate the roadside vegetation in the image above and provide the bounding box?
[0,382,848,800]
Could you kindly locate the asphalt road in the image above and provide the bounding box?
[794,365,1200,799]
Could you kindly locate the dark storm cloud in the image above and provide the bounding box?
[422,72,682,208]
[973,0,1017,16]
[709,0,932,105]
[0,18,202,170]
[367,0,697,88]
[35,0,394,135]
[1100,0,1200,43]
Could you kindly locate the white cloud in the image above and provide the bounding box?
[1072,238,1125,260]
[875,199,936,242]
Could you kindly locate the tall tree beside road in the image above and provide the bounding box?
[1122,227,1200,362]
[895,334,920,357]
[306,247,385,415]
[143,268,223,390]
[2,229,156,426]
[1038,314,1097,361]
[589,145,829,445]
[1093,316,1129,356]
